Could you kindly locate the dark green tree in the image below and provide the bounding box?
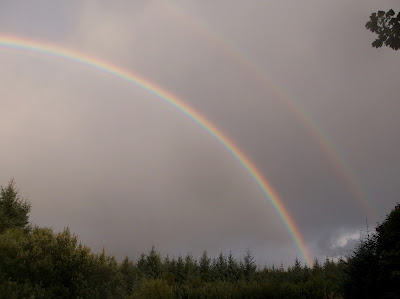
[134,279,172,299]
[0,180,31,233]
[344,204,400,298]
[146,246,162,279]
[199,250,211,282]
[136,253,147,280]
[184,253,197,279]
[0,227,124,297]
[366,10,400,50]
[121,257,137,295]
[215,252,228,280]
[243,249,256,282]
[374,203,400,298]
[288,257,304,283]
[226,251,239,282]
[175,256,185,284]
[312,258,323,277]
[161,255,176,288]
[343,236,379,298]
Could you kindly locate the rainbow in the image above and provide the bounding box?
[0,35,313,266]
[163,2,376,222]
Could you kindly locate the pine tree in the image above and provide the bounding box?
[136,253,147,280]
[162,255,176,287]
[374,203,400,297]
[120,257,136,295]
[184,253,196,279]
[243,249,256,282]
[312,258,323,276]
[175,256,185,284]
[146,246,162,279]
[288,257,303,283]
[199,250,211,282]
[227,251,239,282]
[0,180,31,234]
[215,252,228,281]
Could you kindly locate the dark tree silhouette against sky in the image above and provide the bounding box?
[366,9,400,50]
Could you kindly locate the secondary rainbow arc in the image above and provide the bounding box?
[0,35,313,266]
[163,3,376,222]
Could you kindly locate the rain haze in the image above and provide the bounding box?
[0,0,399,266]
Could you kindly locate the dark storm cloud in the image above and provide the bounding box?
[1,0,399,265]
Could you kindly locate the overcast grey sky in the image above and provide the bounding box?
[0,0,399,266]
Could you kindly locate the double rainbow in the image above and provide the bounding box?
[0,35,313,266]
[163,1,376,223]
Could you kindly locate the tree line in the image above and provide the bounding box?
[1,180,399,298]
[1,10,399,298]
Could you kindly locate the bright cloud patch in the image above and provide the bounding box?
[330,231,360,250]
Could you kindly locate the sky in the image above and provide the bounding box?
[0,0,399,266]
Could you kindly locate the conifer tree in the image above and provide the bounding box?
[215,252,228,281]
[168,257,177,275]
[120,257,136,295]
[374,203,400,297]
[184,253,196,279]
[175,256,185,284]
[243,249,256,282]
[136,253,147,280]
[199,250,211,282]
[227,251,239,282]
[0,180,31,233]
[312,258,323,276]
[146,246,162,279]
[288,257,303,283]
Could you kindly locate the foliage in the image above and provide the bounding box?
[133,279,172,299]
[375,203,400,298]
[0,227,125,298]
[366,10,400,50]
[2,180,399,298]
[344,203,400,298]
[0,179,31,234]
[343,237,378,298]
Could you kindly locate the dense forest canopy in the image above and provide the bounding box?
[0,180,399,298]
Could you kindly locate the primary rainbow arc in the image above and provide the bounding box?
[0,35,313,266]
[163,3,376,222]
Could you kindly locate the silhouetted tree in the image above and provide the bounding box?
[366,10,400,50]
[0,227,124,297]
[343,204,400,298]
[136,253,147,281]
[243,249,256,282]
[374,203,400,298]
[121,257,136,295]
[288,257,304,283]
[199,250,211,282]
[146,246,162,279]
[215,252,228,280]
[175,256,185,284]
[0,180,31,233]
[343,236,379,298]
[184,253,197,279]
[0,180,362,298]
[226,251,239,282]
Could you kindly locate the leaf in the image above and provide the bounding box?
[378,11,386,18]
[372,39,383,48]
[387,9,395,17]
